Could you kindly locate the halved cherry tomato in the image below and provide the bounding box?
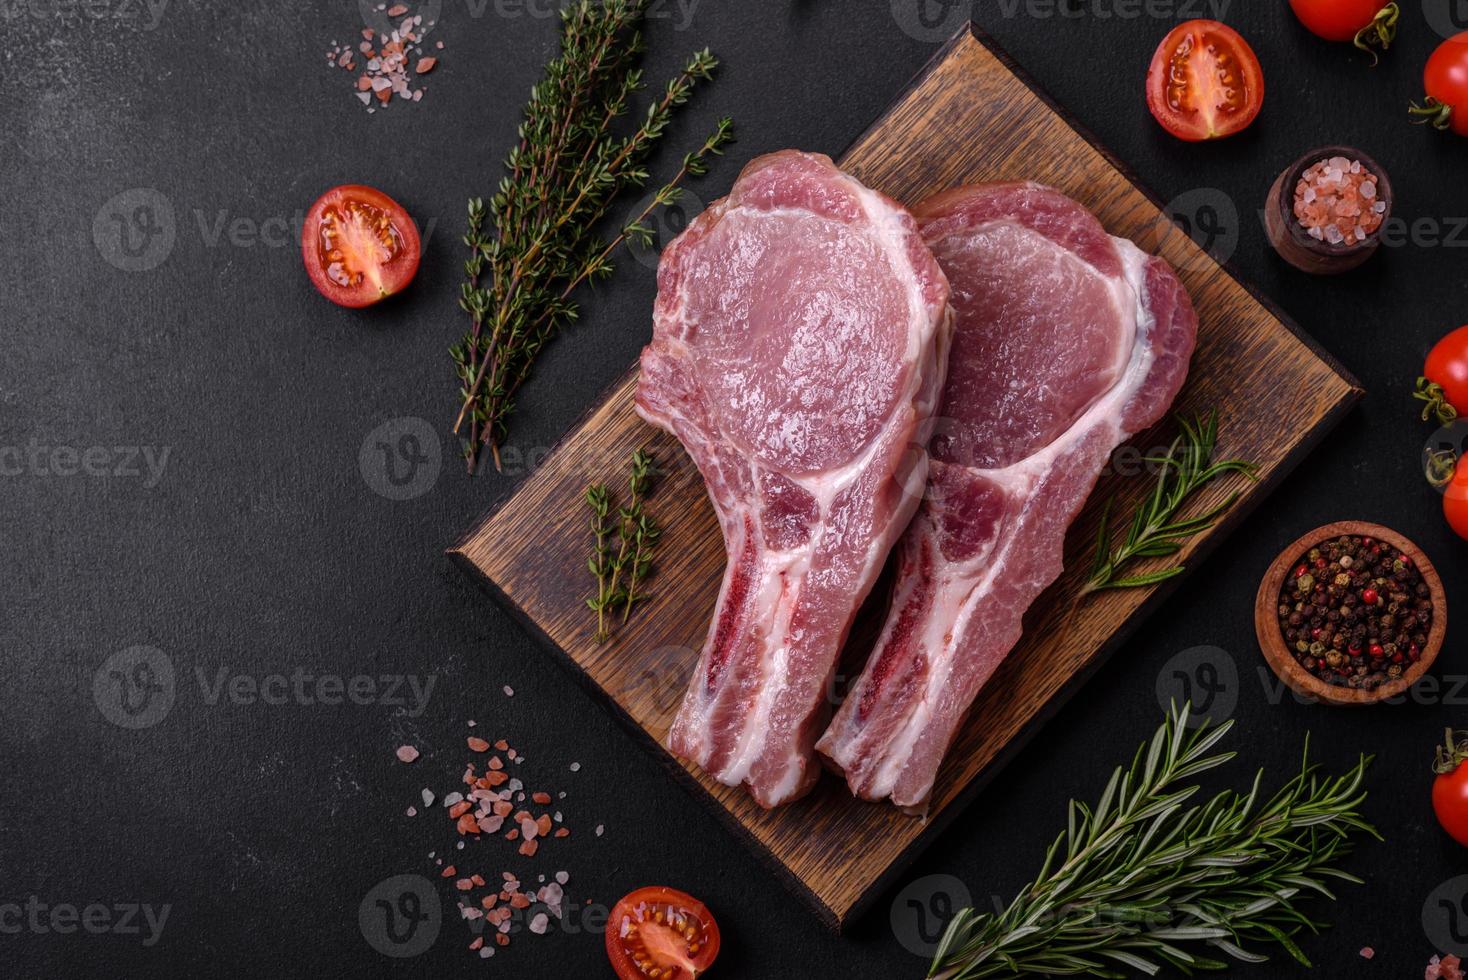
[1288,0,1398,53]
[302,184,421,308]
[1145,20,1264,141]
[605,886,720,980]
[1412,32,1468,136]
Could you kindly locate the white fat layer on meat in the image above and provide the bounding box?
[711,177,944,794]
[865,234,1158,803]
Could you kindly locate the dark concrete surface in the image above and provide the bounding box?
[4,1,1468,976]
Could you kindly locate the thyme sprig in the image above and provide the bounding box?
[616,450,661,623]
[584,484,616,642]
[450,0,734,473]
[1083,412,1257,594]
[928,703,1378,980]
[585,450,661,641]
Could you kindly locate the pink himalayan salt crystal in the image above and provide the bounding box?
[1359,947,1374,959]
[1293,156,1385,247]
[396,744,420,763]
[1428,953,1465,980]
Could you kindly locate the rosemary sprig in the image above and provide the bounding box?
[585,450,661,641]
[450,0,734,473]
[1083,412,1257,594]
[928,703,1378,980]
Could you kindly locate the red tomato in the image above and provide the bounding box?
[301,185,421,308]
[1434,731,1468,846]
[1414,32,1468,136]
[1445,460,1468,540]
[1422,325,1468,422]
[1146,20,1265,141]
[605,887,720,980]
[1288,0,1398,48]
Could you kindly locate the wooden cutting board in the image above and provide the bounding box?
[450,25,1362,930]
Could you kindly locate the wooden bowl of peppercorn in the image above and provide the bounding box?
[1255,521,1445,706]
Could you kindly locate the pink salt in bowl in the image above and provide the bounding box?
[1265,145,1393,276]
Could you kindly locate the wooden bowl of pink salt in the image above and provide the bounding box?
[1265,145,1393,275]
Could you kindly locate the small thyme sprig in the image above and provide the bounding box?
[450,0,734,473]
[616,450,661,623]
[584,484,616,642]
[927,703,1378,980]
[585,450,660,641]
[1083,412,1257,594]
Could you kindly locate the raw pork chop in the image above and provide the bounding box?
[817,183,1197,810]
[636,151,953,808]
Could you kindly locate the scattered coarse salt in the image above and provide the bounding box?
[397,727,595,963]
[1428,954,1465,980]
[503,685,515,697]
[569,762,581,772]
[595,824,605,837]
[325,4,441,111]
[396,745,420,763]
[1359,947,1374,959]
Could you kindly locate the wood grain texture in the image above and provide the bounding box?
[449,26,1363,930]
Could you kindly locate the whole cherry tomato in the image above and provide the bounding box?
[1435,730,1468,846]
[1417,326,1468,426]
[1288,0,1398,58]
[1412,32,1468,136]
[1444,461,1468,541]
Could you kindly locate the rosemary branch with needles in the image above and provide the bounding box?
[450,0,734,473]
[1083,412,1258,595]
[928,703,1378,980]
[585,449,661,641]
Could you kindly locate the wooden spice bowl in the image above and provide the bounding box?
[1255,521,1446,706]
[1264,145,1393,275]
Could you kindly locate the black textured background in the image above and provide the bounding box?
[5,1,1468,977]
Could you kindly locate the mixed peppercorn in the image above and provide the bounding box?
[1276,534,1433,690]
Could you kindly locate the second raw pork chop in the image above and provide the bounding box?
[636,151,954,808]
[817,183,1197,810]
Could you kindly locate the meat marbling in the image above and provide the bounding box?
[816,182,1197,810]
[636,150,953,808]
